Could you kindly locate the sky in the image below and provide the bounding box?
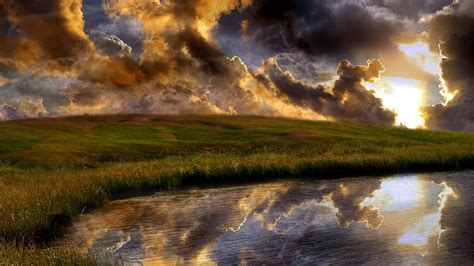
[0,0,473,131]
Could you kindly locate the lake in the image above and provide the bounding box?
[54,172,474,265]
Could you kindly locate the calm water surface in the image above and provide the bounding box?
[55,172,474,265]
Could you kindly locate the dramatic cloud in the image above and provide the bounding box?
[57,174,474,264]
[258,58,395,125]
[368,0,453,20]
[225,0,452,59]
[214,0,447,125]
[422,0,474,131]
[422,172,474,263]
[0,0,93,72]
[251,179,384,230]
[3,0,474,130]
[0,0,400,125]
[247,0,406,56]
[57,179,385,263]
[215,0,424,66]
[0,0,294,119]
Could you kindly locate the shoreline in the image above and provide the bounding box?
[2,114,474,263]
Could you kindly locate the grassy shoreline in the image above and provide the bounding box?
[1,114,474,264]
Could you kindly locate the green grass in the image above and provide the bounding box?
[1,114,474,264]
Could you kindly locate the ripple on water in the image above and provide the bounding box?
[54,172,474,265]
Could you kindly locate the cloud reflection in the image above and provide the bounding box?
[54,173,474,264]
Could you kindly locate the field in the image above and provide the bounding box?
[2,114,474,264]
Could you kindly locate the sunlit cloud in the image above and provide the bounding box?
[2,0,473,131]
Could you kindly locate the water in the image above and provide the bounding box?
[54,172,474,265]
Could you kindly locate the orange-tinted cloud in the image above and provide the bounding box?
[1,0,400,126]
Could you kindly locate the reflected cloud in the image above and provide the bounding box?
[399,213,440,247]
[364,176,423,212]
[421,172,474,263]
[54,173,474,264]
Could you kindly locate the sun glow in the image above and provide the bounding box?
[366,77,425,128]
[365,41,444,129]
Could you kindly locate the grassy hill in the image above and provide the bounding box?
[1,114,474,263]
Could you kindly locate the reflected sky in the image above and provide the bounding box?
[54,172,474,265]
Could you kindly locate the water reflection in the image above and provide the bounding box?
[54,172,474,264]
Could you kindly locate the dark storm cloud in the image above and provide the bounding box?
[240,0,453,57]
[421,172,474,263]
[178,28,232,76]
[436,181,474,262]
[1,0,438,126]
[259,58,396,125]
[274,53,335,83]
[245,0,405,56]
[422,0,474,131]
[214,0,442,90]
[425,1,474,52]
[368,0,453,20]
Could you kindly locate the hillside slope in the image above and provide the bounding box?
[1,114,473,168]
[1,114,474,263]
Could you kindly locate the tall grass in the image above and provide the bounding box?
[0,244,95,265]
[1,114,474,263]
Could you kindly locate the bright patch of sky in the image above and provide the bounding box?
[83,0,144,58]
